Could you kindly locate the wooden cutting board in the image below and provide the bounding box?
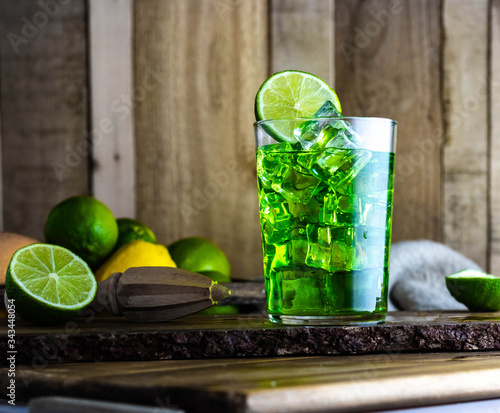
[4,352,500,412]
[2,311,500,365]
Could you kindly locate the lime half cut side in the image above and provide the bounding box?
[5,243,97,325]
[255,70,341,143]
[445,269,500,312]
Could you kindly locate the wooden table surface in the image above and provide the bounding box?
[2,311,500,365]
[3,311,500,411]
[4,351,500,412]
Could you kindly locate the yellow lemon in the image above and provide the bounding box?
[94,240,176,282]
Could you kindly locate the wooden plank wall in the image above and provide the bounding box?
[490,0,500,273]
[88,0,135,219]
[442,0,489,268]
[335,0,444,247]
[0,0,89,241]
[0,0,499,277]
[133,0,267,280]
[270,0,335,86]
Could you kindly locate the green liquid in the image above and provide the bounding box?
[257,144,395,322]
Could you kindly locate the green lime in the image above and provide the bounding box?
[198,304,239,315]
[254,70,341,143]
[168,237,231,282]
[445,269,500,311]
[5,244,97,325]
[115,218,157,251]
[198,270,230,283]
[44,196,118,269]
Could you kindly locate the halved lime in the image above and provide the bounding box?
[445,269,500,312]
[5,244,97,325]
[255,70,341,142]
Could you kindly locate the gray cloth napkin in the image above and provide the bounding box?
[388,240,482,311]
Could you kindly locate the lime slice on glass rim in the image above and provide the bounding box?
[5,243,97,325]
[445,269,500,312]
[254,70,341,143]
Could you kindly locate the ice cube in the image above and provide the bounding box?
[313,148,372,189]
[305,225,340,271]
[260,192,290,220]
[294,99,367,151]
[305,224,369,271]
[259,192,293,244]
[257,142,293,188]
[295,123,339,151]
[335,208,358,227]
[315,101,342,118]
[265,268,283,311]
[262,242,293,277]
[325,123,365,149]
[295,151,318,171]
[258,142,294,154]
[279,273,324,310]
[290,227,309,265]
[293,121,321,150]
[272,164,321,204]
[270,242,292,269]
[289,198,320,226]
[293,101,342,151]
[319,193,338,225]
[322,112,366,149]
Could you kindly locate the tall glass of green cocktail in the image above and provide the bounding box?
[253,71,396,325]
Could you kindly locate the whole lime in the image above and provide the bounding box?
[199,305,239,315]
[168,237,231,282]
[115,218,157,251]
[44,196,118,269]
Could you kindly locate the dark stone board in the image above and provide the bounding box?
[2,311,500,366]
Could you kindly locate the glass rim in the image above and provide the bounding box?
[254,116,397,127]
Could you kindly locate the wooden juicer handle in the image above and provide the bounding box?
[90,267,231,322]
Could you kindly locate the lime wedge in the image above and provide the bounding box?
[5,244,97,325]
[255,70,341,143]
[445,269,500,311]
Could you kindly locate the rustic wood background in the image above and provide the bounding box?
[0,0,499,279]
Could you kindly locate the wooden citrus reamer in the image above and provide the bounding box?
[89,267,231,322]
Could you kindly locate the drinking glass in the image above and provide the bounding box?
[255,117,397,325]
